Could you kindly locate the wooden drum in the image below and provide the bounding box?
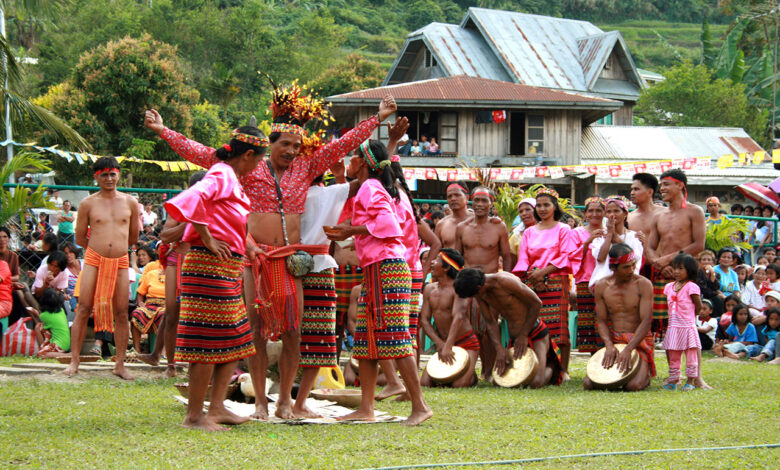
[425,346,470,384]
[492,347,539,388]
[586,344,640,389]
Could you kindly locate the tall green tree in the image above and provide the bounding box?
[634,61,767,143]
[308,53,385,98]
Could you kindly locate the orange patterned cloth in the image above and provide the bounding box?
[83,248,129,333]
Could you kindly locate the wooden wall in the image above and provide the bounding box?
[353,107,582,165]
[614,104,634,125]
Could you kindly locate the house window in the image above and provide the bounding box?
[396,110,455,155]
[439,112,457,153]
[424,49,437,68]
[527,114,544,155]
[596,113,613,125]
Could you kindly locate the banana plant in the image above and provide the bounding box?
[0,150,53,228]
[705,217,752,253]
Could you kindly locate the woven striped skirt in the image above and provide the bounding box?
[130,297,165,335]
[524,274,570,345]
[353,258,413,361]
[409,268,424,350]
[652,269,671,336]
[575,282,602,353]
[300,269,337,368]
[175,246,256,364]
[334,264,363,330]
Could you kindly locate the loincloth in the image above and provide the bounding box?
[611,330,656,377]
[453,329,480,351]
[83,247,129,333]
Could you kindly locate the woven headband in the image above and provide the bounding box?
[661,176,688,208]
[95,168,119,177]
[584,196,604,209]
[471,189,494,201]
[359,140,390,172]
[536,187,559,199]
[230,129,269,148]
[440,253,462,272]
[609,251,636,265]
[270,122,306,136]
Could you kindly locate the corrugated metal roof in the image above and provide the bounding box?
[385,8,643,100]
[581,126,764,160]
[329,76,619,107]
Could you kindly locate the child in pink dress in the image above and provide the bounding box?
[663,252,703,391]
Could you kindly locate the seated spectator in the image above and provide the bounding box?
[717,294,741,338]
[130,259,166,353]
[425,137,441,155]
[410,140,422,156]
[766,263,780,291]
[32,251,68,299]
[764,247,777,264]
[741,265,767,321]
[33,288,70,358]
[751,307,779,362]
[130,245,157,275]
[36,212,52,234]
[20,235,35,252]
[138,225,158,246]
[696,299,717,350]
[33,232,59,270]
[397,134,411,156]
[735,264,748,291]
[420,135,430,153]
[713,248,739,298]
[730,203,743,216]
[756,255,769,266]
[714,303,761,359]
[0,226,19,284]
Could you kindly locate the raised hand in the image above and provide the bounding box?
[144,109,165,135]
[387,116,409,143]
[378,95,397,122]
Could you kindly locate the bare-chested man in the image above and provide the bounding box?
[454,186,511,379]
[435,182,472,249]
[628,173,662,277]
[65,157,139,380]
[420,249,478,388]
[453,268,563,387]
[646,169,710,389]
[585,243,655,391]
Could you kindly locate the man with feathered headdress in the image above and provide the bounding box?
[145,82,397,420]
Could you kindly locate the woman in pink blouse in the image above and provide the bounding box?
[164,126,265,432]
[326,140,432,426]
[513,188,577,378]
[572,197,605,354]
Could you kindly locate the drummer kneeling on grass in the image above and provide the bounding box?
[420,249,478,388]
[585,243,656,391]
[453,267,564,388]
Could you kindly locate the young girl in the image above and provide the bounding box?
[751,307,779,362]
[713,304,760,359]
[765,263,780,291]
[34,288,71,358]
[663,253,703,391]
[696,299,717,351]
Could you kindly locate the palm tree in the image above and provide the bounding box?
[0,0,89,165]
[0,149,52,227]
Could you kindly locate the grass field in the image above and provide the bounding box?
[0,354,777,469]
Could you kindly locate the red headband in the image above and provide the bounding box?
[471,189,493,201]
[609,251,636,266]
[447,184,467,195]
[661,176,687,208]
[95,168,119,177]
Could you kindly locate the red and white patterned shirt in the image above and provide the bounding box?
[160,116,379,214]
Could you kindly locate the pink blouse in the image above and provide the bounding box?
[664,281,701,328]
[571,226,597,284]
[160,116,378,214]
[395,191,422,272]
[513,222,575,276]
[164,162,250,254]
[352,179,406,267]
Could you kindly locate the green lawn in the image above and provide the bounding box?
[0,354,778,469]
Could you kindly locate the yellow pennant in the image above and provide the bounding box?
[753,151,766,164]
[773,149,780,164]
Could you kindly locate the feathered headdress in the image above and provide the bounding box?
[264,74,331,136]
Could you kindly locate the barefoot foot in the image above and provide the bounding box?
[182,415,229,432]
[403,407,433,426]
[113,366,135,381]
[162,366,177,379]
[275,401,295,420]
[750,354,766,362]
[336,409,376,422]
[392,392,411,402]
[62,364,79,377]
[693,377,714,390]
[250,402,269,420]
[292,404,322,419]
[136,353,160,367]
[207,406,250,426]
[376,383,406,401]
